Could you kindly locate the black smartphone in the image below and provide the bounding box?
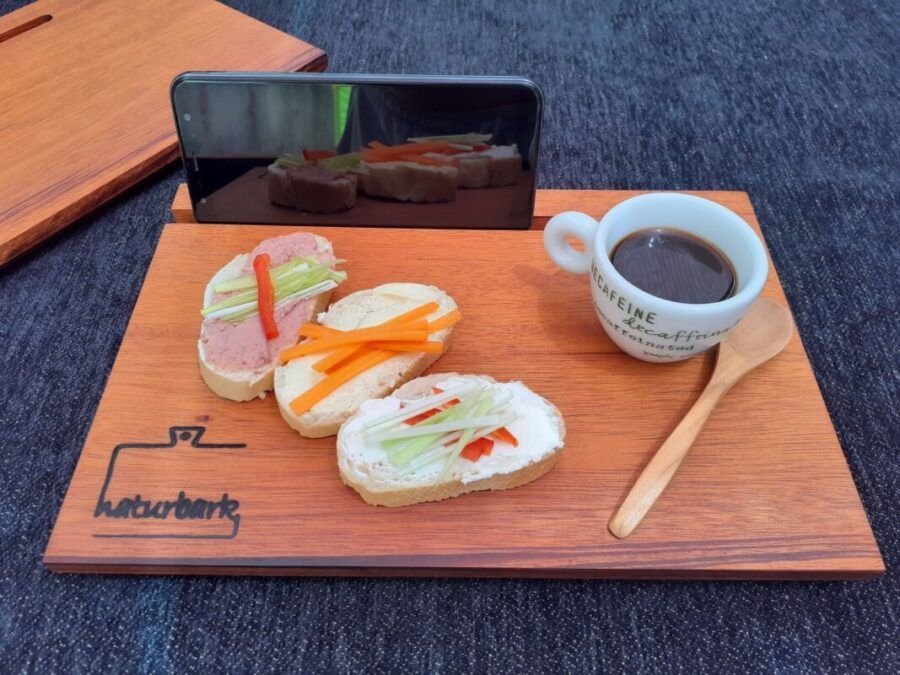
[171,73,543,229]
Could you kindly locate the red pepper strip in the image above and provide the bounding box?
[461,437,494,462]
[252,253,279,340]
[432,387,516,446]
[473,144,491,151]
[490,427,519,447]
[431,387,460,405]
[460,444,482,462]
[406,408,441,425]
[303,149,337,161]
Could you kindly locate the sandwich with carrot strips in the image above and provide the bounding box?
[359,142,458,203]
[198,232,346,402]
[413,133,523,188]
[336,373,565,507]
[274,283,459,438]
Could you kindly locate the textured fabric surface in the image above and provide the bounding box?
[1,0,898,672]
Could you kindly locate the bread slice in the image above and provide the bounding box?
[424,153,490,188]
[359,162,458,202]
[336,373,566,507]
[198,233,336,402]
[274,283,457,438]
[267,163,357,213]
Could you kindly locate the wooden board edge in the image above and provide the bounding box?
[168,186,755,227]
[1,144,179,267]
[43,559,886,581]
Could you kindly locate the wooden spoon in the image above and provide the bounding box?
[608,298,794,539]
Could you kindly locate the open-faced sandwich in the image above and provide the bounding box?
[274,283,459,438]
[413,133,524,188]
[267,151,364,214]
[336,373,565,507]
[358,142,459,203]
[199,232,345,401]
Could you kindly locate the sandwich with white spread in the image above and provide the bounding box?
[336,373,565,507]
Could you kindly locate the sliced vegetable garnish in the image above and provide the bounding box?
[363,382,477,432]
[405,408,442,425]
[359,141,449,161]
[361,381,520,482]
[461,437,493,462]
[406,133,493,146]
[367,414,513,442]
[366,340,444,353]
[308,301,443,373]
[285,302,462,416]
[289,349,393,416]
[303,149,337,161]
[319,152,364,173]
[252,254,279,340]
[280,327,430,361]
[202,256,346,324]
[428,309,461,332]
[490,427,519,447]
[312,344,361,374]
[274,153,309,168]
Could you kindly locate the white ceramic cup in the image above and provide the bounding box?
[544,193,769,363]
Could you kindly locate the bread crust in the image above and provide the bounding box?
[336,373,566,507]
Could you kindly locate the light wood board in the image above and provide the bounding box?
[0,0,326,266]
[44,191,884,579]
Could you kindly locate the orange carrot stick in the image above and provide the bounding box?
[300,302,441,342]
[367,340,444,353]
[290,349,394,415]
[361,141,449,158]
[312,344,360,373]
[428,309,462,332]
[309,303,442,371]
[298,324,336,338]
[280,328,429,361]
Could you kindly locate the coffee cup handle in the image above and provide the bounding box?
[543,211,598,274]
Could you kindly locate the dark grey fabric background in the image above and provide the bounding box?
[1,0,898,672]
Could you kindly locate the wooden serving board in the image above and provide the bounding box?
[44,191,884,579]
[0,0,326,267]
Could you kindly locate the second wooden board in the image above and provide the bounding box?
[0,0,326,266]
[44,191,883,578]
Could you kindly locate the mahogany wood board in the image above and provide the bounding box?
[44,191,884,579]
[0,0,326,267]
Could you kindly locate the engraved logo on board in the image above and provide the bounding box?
[92,426,246,540]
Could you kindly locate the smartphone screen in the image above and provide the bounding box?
[172,74,542,229]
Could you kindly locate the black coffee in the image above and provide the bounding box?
[611,228,736,304]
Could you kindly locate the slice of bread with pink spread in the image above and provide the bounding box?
[198,232,341,402]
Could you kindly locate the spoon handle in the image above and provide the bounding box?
[608,379,733,539]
